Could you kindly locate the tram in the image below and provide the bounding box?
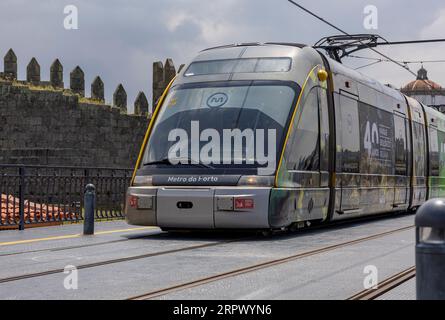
[125,42,445,230]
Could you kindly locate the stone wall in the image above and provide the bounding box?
[0,49,180,168]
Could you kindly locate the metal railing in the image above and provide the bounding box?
[0,165,132,229]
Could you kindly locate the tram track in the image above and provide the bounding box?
[0,214,414,287]
[0,238,130,257]
[0,236,249,284]
[0,228,246,257]
[347,266,416,300]
[128,224,414,300]
[0,229,178,257]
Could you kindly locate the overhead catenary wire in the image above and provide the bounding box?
[349,54,445,65]
[286,0,445,91]
[377,39,445,46]
[349,55,445,70]
[287,0,418,78]
[354,60,384,70]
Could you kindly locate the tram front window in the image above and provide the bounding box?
[142,81,299,175]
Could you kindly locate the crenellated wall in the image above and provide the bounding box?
[0,49,181,168]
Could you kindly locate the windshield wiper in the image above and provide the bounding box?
[143,158,173,166]
[186,160,215,169]
[144,157,214,169]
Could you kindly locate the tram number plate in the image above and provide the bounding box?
[138,197,153,209]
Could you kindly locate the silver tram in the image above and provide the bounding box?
[125,43,445,230]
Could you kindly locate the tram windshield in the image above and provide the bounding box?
[142,81,299,174]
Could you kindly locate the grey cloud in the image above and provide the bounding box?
[1,0,445,111]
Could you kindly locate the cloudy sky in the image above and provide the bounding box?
[1,0,445,112]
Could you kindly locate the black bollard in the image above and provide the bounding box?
[83,184,96,235]
[415,199,445,300]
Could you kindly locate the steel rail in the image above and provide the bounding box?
[0,214,414,286]
[0,237,247,284]
[128,225,414,300]
[347,266,416,300]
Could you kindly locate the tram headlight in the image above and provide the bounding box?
[237,176,274,187]
[133,175,153,186]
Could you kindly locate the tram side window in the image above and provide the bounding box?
[339,94,360,173]
[334,93,342,172]
[406,118,412,175]
[394,115,408,176]
[319,87,330,172]
[358,102,394,175]
[429,127,439,176]
[288,87,320,171]
[439,130,445,177]
[412,122,427,177]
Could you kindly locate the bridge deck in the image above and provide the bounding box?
[0,215,416,300]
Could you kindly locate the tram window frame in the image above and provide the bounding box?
[338,94,360,173]
[287,86,320,172]
[184,57,292,77]
[334,93,342,173]
[438,129,445,178]
[412,121,427,177]
[357,101,395,176]
[429,126,440,176]
[319,87,330,172]
[405,117,413,177]
[394,114,408,176]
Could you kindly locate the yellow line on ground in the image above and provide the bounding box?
[0,226,156,247]
[0,234,81,246]
[95,227,155,235]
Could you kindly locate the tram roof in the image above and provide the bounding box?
[179,42,445,121]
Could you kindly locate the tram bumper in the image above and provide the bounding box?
[125,186,271,229]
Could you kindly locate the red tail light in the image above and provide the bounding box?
[129,195,138,208]
[234,198,254,210]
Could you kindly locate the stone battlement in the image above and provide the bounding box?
[0,49,153,116]
[0,48,181,168]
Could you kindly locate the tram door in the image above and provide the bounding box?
[336,93,361,215]
[406,99,428,207]
[393,112,410,208]
[285,86,330,221]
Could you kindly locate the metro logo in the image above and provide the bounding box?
[206,92,228,108]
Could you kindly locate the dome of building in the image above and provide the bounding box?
[402,66,442,91]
